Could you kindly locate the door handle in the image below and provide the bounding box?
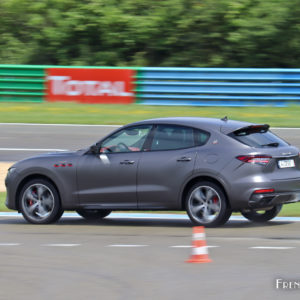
[120,160,135,165]
[177,157,192,162]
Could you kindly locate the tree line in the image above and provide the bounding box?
[1,0,300,67]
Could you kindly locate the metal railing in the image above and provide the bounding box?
[0,65,46,102]
[135,67,300,106]
[2,65,300,106]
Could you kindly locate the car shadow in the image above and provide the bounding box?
[222,219,292,228]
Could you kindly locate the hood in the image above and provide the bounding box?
[12,149,85,168]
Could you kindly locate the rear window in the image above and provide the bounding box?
[229,125,289,148]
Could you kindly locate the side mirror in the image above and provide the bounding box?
[89,144,100,154]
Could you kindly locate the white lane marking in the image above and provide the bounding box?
[0,242,297,250]
[0,123,298,130]
[0,148,68,152]
[250,246,295,250]
[107,244,148,248]
[170,245,219,248]
[272,127,300,130]
[42,244,81,247]
[0,123,120,127]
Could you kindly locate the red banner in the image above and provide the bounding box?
[46,68,135,104]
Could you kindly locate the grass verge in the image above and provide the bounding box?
[1,192,300,216]
[0,193,12,212]
[1,102,300,126]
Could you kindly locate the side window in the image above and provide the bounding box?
[150,125,195,151]
[195,129,210,146]
[100,125,152,153]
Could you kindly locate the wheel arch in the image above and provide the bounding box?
[181,175,230,210]
[15,174,61,211]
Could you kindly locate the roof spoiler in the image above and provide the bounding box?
[232,124,270,136]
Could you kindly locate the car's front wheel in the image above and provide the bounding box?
[19,178,63,224]
[241,205,282,222]
[76,208,111,220]
[185,181,232,227]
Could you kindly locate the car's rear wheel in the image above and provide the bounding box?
[241,205,282,222]
[19,179,63,224]
[185,181,232,227]
[76,208,111,220]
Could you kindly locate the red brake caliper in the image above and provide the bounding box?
[29,190,36,206]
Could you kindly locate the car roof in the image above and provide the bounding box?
[128,117,257,134]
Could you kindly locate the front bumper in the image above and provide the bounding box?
[5,168,20,210]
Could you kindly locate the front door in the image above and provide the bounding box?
[76,124,152,209]
[77,152,140,209]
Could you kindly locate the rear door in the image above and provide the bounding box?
[137,124,210,209]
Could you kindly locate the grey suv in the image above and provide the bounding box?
[5,117,300,226]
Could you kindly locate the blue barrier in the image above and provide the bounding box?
[136,68,300,107]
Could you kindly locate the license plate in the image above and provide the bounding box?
[278,159,295,168]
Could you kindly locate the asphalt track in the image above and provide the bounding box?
[1,123,300,161]
[0,213,300,300]
[0,123,120,161]
[1,124,300,299]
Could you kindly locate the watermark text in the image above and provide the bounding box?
[276,278,300,290]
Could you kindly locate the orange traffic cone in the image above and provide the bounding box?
[186,226,212,263]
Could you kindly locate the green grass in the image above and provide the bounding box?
[1,192,300,216]
[1,101,300,126]
[0,193,12,212]
[279,203,300,217]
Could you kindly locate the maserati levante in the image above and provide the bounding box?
[5,117,300,226]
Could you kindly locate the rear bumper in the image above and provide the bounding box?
[227,175,300,210]
[249,191,300,209]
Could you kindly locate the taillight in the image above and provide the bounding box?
[253,189,274,194]
[236,155,272,165]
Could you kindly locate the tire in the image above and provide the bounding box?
[241,205,282,222]
[19,178,63,224]
[185,181,232,227]
[76,208,111,220]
